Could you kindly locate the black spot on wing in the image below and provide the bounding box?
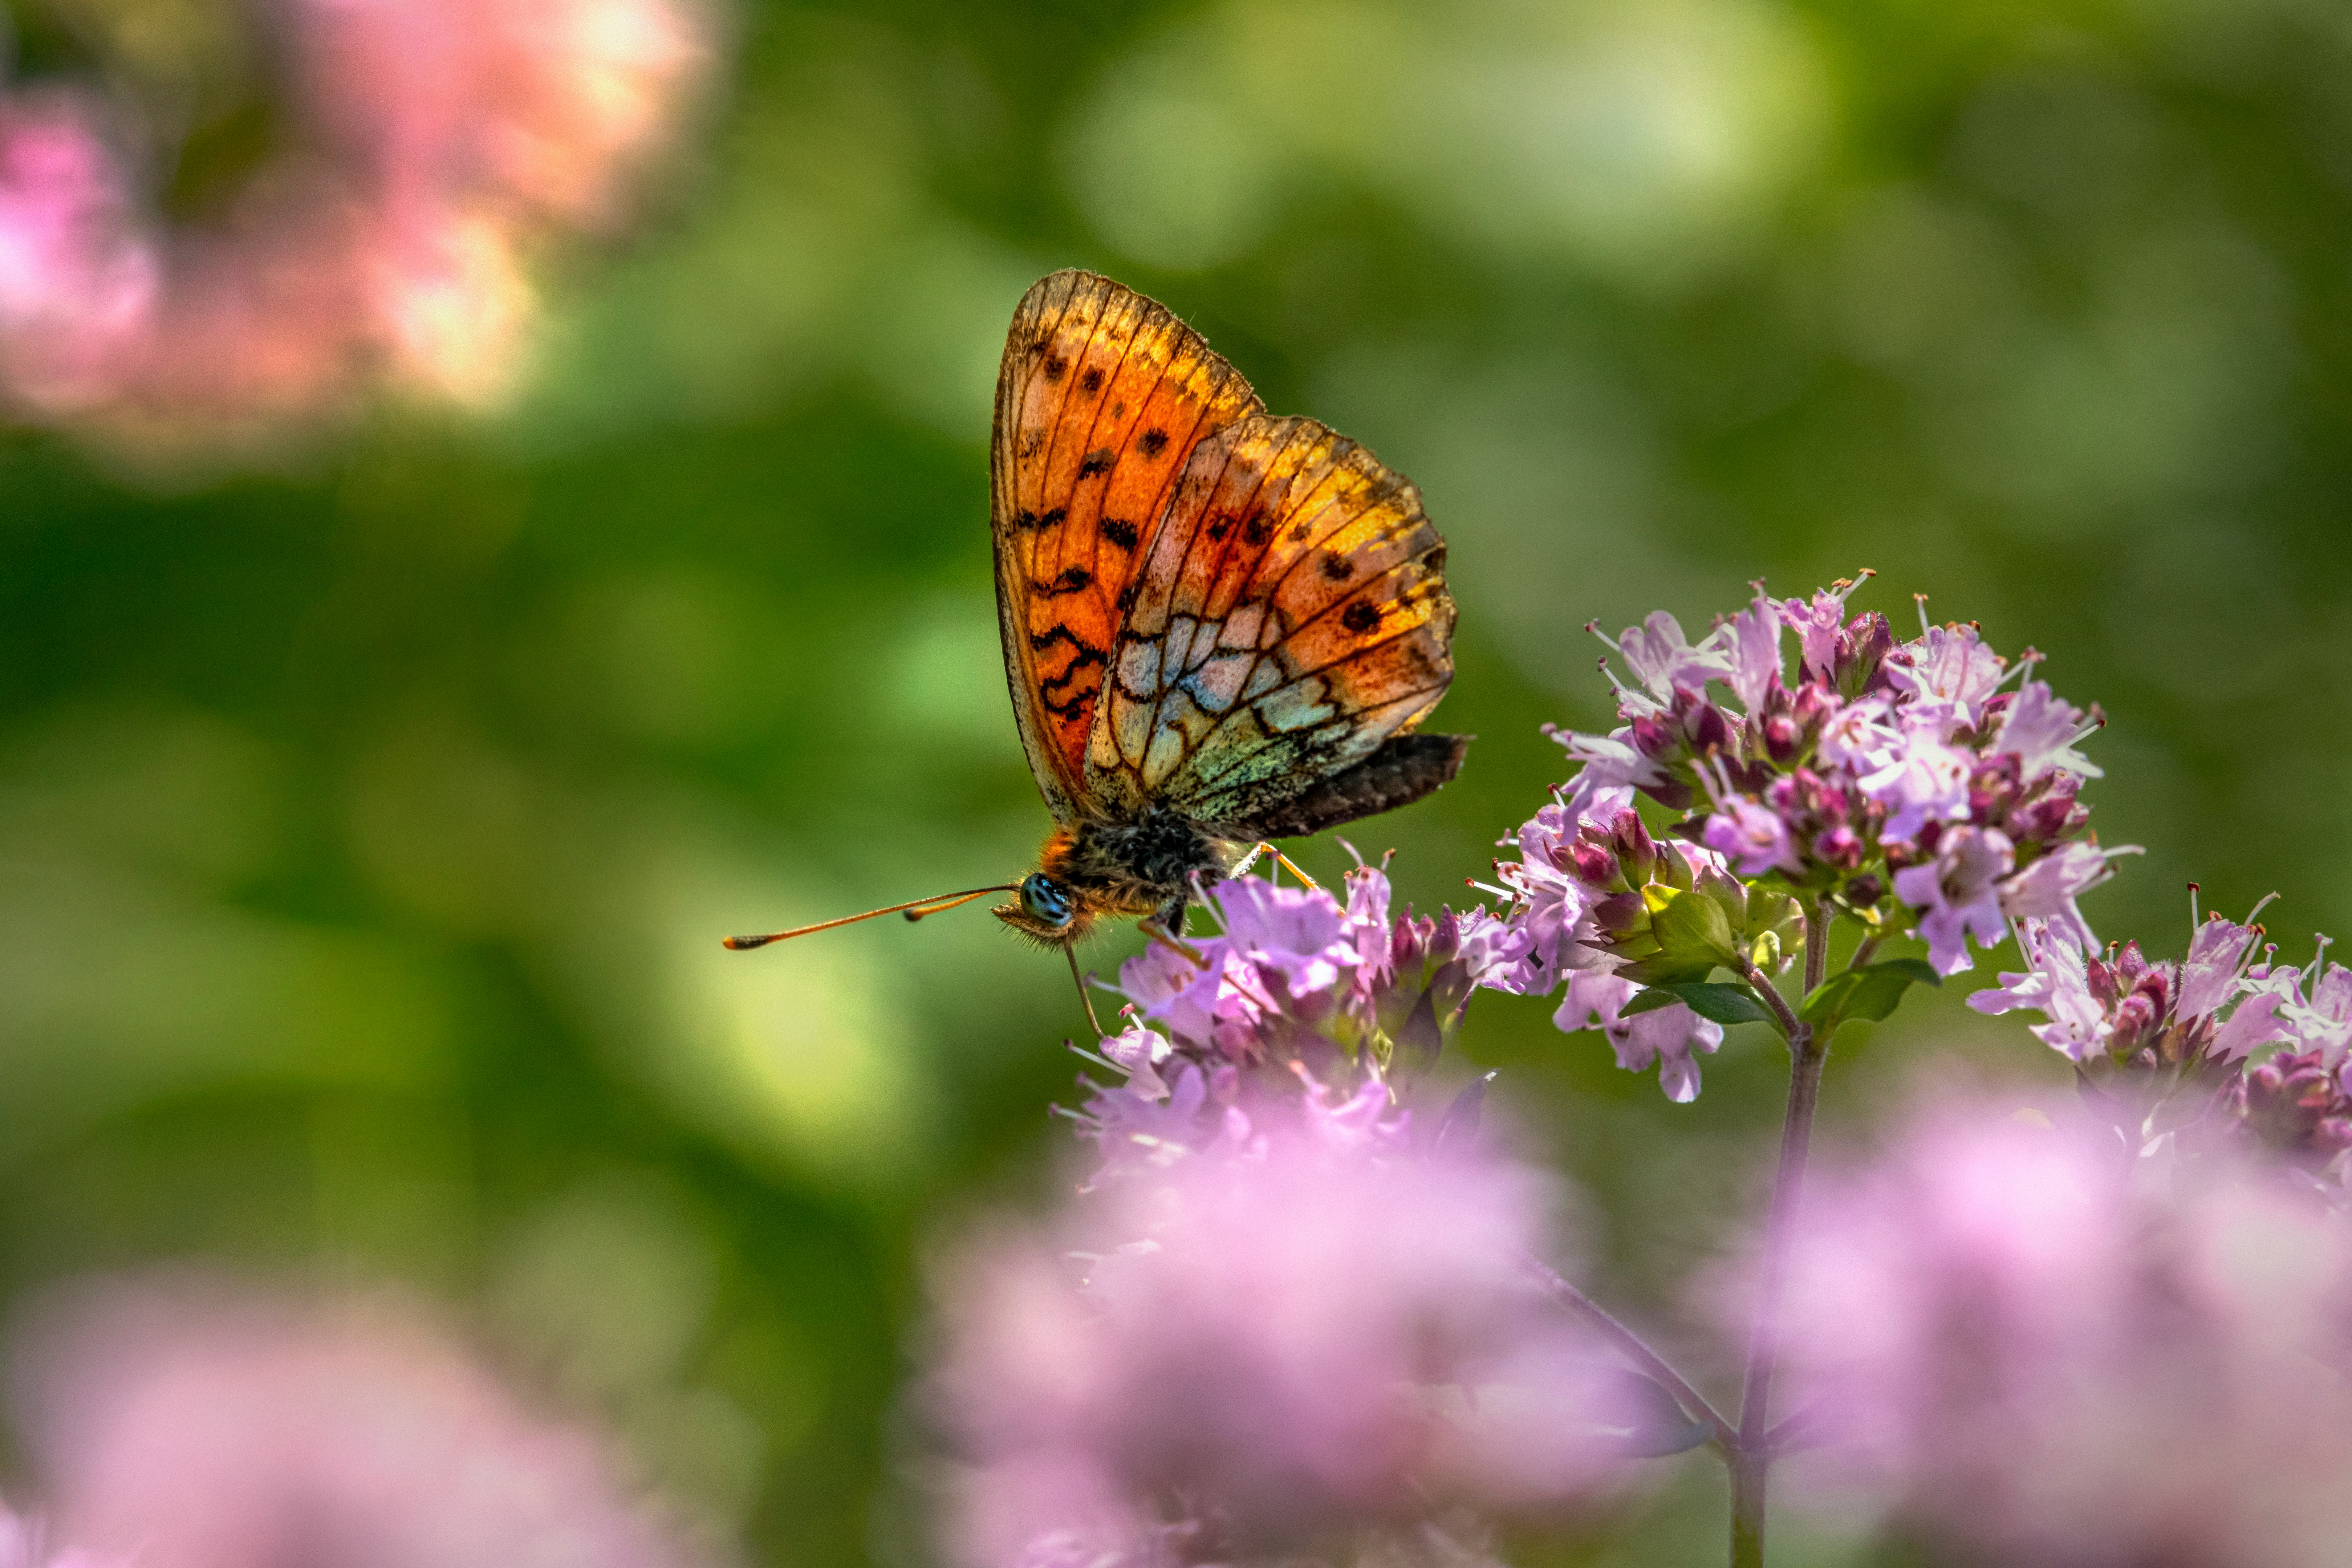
[1079,448,1115,479]
[1242,513,1272,547]
[1321,553,1353,581]
[1032,625,1109,718]
[1045,356,1068,383]
[1101,517,1140,549]
[1080,366,1103,394]
[1342,601,1381,633]
[1034,566,1095,596]
[1138,428,1169,457]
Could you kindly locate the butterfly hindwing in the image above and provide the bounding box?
[1084,410,1456,829]
[991,271,1262,824]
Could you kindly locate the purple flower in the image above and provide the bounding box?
[2178,910,2268,1022]
[1702,795,1801,878]
[1548,729,1670,816]
[1598,611,1729,713]
[1857,719,1971,843]
[14,1274,702,1568]
[1759,1102,2352,1566]
[0,1501,119,1568]
[1892,826,2013,976]
[1215,876,1366,1003]
[0,100,155,407]
[1717,586,1785,712]
[1778,578,1866,681]
[2235,1045,2352,1167]
[1880,614,2009,733]
[929,1124,1629,1561]
[2279,961,2352,1061]
[1119,941,1262,1058]
[1995,839,2130,952]
[1554,972,1723,1103]
[1969,918,2112,1061]
[1813,697,1896,773]
[1994,680,2102,781]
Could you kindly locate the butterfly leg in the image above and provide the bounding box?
[1228,841,1321,889]
[1065,946,1106,1036]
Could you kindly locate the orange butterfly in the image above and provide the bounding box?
[728,271,1466,986]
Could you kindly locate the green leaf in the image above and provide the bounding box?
[1617,986,1684,1018]
[1669,982,1780,1028]
[1648,884,1738,970]
[1799,958,1944,1028]
[1612,954,1718,987]
[1620,981,1781,1031]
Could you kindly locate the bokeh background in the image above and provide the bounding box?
[2,0,2349,1561]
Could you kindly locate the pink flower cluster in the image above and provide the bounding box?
[1765,1102,2352,1565]
[1482,579,2124,1098]
[11,1273,701,1568]
[1073,865,1530,1181]
[928,1119,1630,1567]
[917,869,1671,1564]
[1974,899,2352,1158]
[0,0,708,454]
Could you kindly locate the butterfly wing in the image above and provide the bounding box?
[991,270,1264,824]
[1083,411,1457,830]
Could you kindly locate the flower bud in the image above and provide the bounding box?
[1609,809,1657,886]
[1591,891,1649,935]
[1814,824,1862,869]
[1569,838,1621,889]
[1844,873,1884,908]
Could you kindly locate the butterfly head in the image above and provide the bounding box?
[994,870,1091,947]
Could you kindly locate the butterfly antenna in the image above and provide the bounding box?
[1067,947,1105,1037]
[722,885,1019,950]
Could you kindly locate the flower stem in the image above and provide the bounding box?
[1521,1254,1738,1451]
[1729,901,1833,1568]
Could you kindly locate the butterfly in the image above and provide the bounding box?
[727,270,1466,995]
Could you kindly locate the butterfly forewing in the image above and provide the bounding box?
[991,271,1262,823]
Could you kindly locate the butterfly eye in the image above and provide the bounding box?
[1020,873,1075,928]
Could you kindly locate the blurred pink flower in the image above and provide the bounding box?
[928,1123,1629,1564]
[0,1498,120,1568]
[0,0,710,451]
[1762,1104,2352,1566]
[13,1276,702,1568]
[0,98,157,411]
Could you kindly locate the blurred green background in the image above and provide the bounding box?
[4,0,2351,1561]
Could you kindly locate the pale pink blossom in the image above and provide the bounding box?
[15,1275,700,1568]
[1554,971,1722,1103]
[1969,917,2112,1061]
[1777,579,1866,681]
[1995,839,2131,952]
[0,100,155,410]
[1892,826,2013,976]
[1597,611,1729,713]
[1995,679,2103,781]
[1879,615,2009,734]
[1715,588,1786,712]
[930,1125,1627,1563]
[1856,720,1971,842]
[1703,795,1801,878]
[1764,1104,2352,1567]
[0,0,710,450]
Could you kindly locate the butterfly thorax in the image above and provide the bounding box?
[995,809,1245,947]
